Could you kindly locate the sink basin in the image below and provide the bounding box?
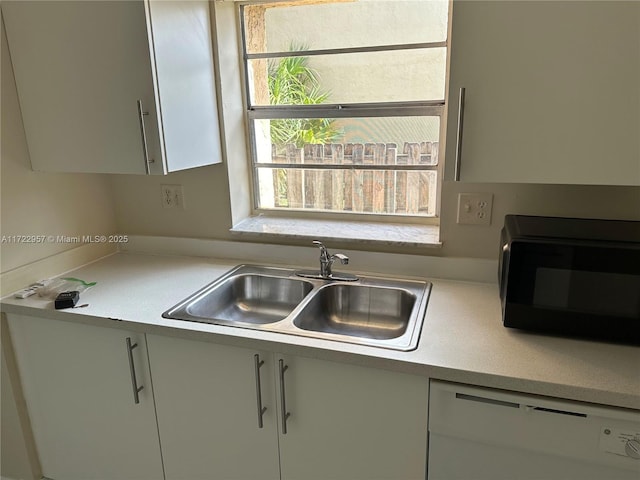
[166,268,313,325]
[163,265,431,351]
[292,284,415,340]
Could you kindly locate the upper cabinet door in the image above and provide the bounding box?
[3,1,160,174]
[2,0,222,175]
[445,1,640,185]
[146,1,222,173]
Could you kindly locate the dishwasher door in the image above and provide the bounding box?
[428,380,640,480]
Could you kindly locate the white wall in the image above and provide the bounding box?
[110,176,640,259]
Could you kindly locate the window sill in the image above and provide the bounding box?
[230,216,441,248]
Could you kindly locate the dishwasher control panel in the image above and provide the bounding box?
[600,427,640,459]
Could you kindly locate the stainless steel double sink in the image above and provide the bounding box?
[163,265,431,351]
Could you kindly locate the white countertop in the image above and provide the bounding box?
[2,252,639,410]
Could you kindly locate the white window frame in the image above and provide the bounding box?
[238,2,448,224]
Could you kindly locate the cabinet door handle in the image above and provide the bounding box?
[278,359,291,434]
[254,354,267,428]
[454,87,466,181]
[136,100,154,174]
[126,337,144,404]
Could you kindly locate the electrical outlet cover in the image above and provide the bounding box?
[161,184,184,209]
[161,184,176,208]
[457,193,493,225]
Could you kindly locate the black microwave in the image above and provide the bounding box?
[499,215,640,344]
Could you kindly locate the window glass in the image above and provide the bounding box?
[244,1,449,54]
[242,0,449,218]
[247,48,447,106]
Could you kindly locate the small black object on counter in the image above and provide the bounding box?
[54,291,80,309]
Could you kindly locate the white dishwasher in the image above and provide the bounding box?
[428,380,640,480]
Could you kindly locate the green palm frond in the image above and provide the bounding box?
[268,44,341,148]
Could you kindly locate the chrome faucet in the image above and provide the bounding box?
[296,240,358,281]
[314,240,349,278]
[296,240,358,282]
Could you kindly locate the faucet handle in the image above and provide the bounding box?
[332,253,349,265]
[312,240,329,257]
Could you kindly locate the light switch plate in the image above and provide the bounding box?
[457,193,493,225]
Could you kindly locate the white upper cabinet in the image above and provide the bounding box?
[445,1,640,185]
[2,0,222,174]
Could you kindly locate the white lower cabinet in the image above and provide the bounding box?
[276,354,429,480]
[7,316,428,480]
[147,335,429,480]
[145,334,281,480]
[6,314,164,480]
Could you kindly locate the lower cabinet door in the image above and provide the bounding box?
[146,334,281,480]
[7,314,164,480]
[276,354,429,480]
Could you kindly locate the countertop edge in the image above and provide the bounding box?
[3,297,638,411]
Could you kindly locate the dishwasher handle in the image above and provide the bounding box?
[456,392,588,417]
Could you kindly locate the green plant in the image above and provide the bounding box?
[268,48,341,148]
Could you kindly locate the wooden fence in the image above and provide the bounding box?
[270,141,438,215]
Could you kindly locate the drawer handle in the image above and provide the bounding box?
[254,354,267,428]
[456,392,519,409]
[279,359,291,434]
[526,406,587,418]
[126,337,144,404]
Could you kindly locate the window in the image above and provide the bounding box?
[240,0,449,219]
